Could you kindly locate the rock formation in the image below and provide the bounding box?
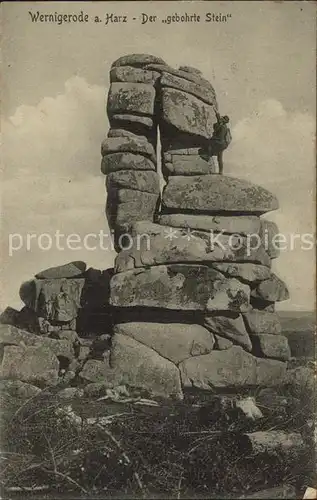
[0,54,293,400]
[100,54,291,398]
[17,263,113,336]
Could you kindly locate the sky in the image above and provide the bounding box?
[1,1,316,311]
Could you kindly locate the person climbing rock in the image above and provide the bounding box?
[208,111,232,174]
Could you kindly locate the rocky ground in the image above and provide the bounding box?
[0,353,315,499]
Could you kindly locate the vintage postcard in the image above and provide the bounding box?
[1,1,316,499]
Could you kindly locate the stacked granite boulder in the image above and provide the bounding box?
[102,54,291,399]
[151,61,218,179]
[17,262,113,336]
[101,54,164,250]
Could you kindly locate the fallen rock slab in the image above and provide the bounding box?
[35,261,86,279]
[110,264,250,312]
[114,322,215,364]
[0,344,59,387]
[179,346,287,389]
[162,175,279,214]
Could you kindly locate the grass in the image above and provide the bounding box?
[0,374,315,500]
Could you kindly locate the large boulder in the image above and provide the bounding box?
[111,54,166,68]
[1,306,40,333]
[160,71,216,105]
[179,346,287,390]
[162,175,279,214]
[80,337,184,401]
[19,278,85,322]
[161,88,217,139]
[35,261,86,279]
[114,221,270,272]
[203,313,252,351]
[251,334,291,361]
[0,379,42,399]
[146,63,216,96]
[0,307,22,326]
[158,214,261,235]
[110,264,250,312]
[110,66,161,84]
[110,334,183,399]
[101,152,156,174]
[101,136,156,164]
[0,344,59,387]
[106,189,159,240]
[107,82,156,116]
[252,274,290,302]
[113,322,215,364]
[243,310,282,334]
[106,170,160,194]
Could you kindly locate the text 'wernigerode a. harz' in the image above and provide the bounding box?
[28,10,232,26]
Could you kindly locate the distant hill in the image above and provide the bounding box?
[278,311,315,332]
[278,311,315,358]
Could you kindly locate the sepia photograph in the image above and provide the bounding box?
[1,1,316,498]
